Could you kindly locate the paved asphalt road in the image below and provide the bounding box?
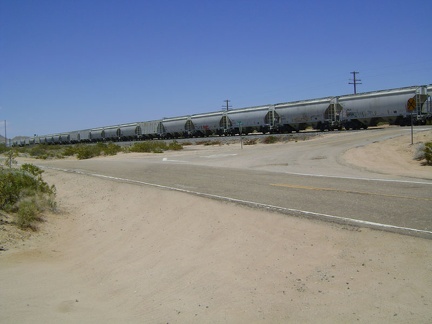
[36,126,432,238]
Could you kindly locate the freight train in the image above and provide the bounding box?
[13,84,432,146]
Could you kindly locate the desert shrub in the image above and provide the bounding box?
[262,135,278,144]
[75,145,101,159]
[0,144,8,154]
[63,143,123,159]
[414,142,432,165]
[29,145,48,157]
[16,199,40,230]
[129,141,169,153]
[26,144,65,159]
[62,145,77,156]
[168,141,183,151]
[244,138,258,145]
[197,140,222,146]
[414,143,426,161]
[0,164,56,230]
[128,141,183,153]
[0,172,19,209]
[2,149,18,167]
[21,163,44,177]
[424,142,432,165]
[102,142,123,155]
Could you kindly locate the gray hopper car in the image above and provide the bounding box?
[12,84,431,146]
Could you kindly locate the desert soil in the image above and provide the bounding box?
[1,130,431,323]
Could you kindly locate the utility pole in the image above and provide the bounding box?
[4,120,6,147]
[222,99,231,111]
[349,71,362,94]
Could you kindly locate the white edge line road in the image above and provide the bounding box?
[45,166,432,239]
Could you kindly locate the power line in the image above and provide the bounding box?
[349,71,362,94]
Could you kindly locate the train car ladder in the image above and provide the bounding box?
[185,118,195,135]
[220,114,232,134]
[265,105,280,131]
[324,97,343,129]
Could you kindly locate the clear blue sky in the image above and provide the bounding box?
[1,0,431,138]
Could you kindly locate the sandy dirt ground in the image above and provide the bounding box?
[343,129,432,180]
[1,131,431,323]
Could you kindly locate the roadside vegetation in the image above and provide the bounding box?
[127,141,183,153]
[0,157,56,231]
[426,142,432,165]
[196,140,222,146]
[3,141,184,160]
[414,141,432,165]
[243,138,259,145]
[262,135,279,144]
[63,142,123,159]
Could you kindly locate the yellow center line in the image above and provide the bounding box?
[270,183,432,201]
